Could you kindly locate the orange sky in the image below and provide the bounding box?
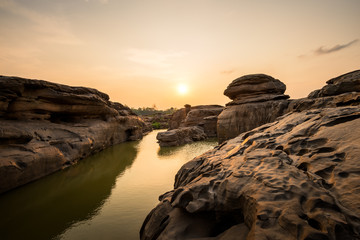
[1,0,359,109]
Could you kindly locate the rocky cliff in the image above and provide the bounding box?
[141,70,360,240]
[0,76,145,194]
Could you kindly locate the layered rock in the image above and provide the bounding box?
[218,74,289,143]
[156,126,207,147]
[287,70,360,113]
[308,70,360,98]
[157,105,224,147]
[141,70,360,240]
[0,76,145,194]
[141,106,360,240]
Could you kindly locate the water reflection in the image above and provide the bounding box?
[0,141,138,240]
[0,131,217,240]
[157,139,217,158]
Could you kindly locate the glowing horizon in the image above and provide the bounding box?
[0,0,359,109]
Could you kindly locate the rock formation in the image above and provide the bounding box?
[141,70,360,240]
[0,76,145,194]
[217,74,290,143]
[156,126,207,147]
[157,105,224,147]
[141,113,172,130]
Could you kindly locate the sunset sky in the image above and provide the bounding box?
[1,0,359,109]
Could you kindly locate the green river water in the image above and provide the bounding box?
[0,130,217,240]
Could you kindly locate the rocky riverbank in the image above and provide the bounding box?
[157,105,224,147]
[141,70,360,239]
[0,76,146,194]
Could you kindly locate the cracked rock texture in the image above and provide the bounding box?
[0,76,145,194]
[141,70,360,240]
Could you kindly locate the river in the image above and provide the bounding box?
[0,130,217,240]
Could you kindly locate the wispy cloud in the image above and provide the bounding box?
[314,39,358,55]
[126,48,187,68]
[0,0,81,45]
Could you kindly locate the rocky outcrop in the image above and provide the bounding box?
[287,70,360,113]
[157,105,224,147]
[169,105,223,131]
[141,106,360,240]
[141,70,360,240]
[168,104,192,130]
[308,70,360,98]
[156,126,206,147]
[217,74,290,143]
[0,76,145,194]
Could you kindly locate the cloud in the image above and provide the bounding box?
[314,39,358,55]
[0,0,81,45]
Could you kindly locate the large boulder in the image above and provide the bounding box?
[0,76,145,194]
[141,105,360,240]
[156,126,206,147]
[218,74,289,143]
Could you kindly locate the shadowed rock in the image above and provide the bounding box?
[158,105,223,147]
[0,76,145,194]
[156,126,207,147]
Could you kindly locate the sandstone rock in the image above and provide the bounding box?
[0,76,145,194]
[156,126,207,147]
[141,105,360,240]
[169,105,223,131]
[218,74,289,143]
[223,74,287,101]
[308,70,360,98]
[168,106,190,130]
[183,105,224,127]
[218,100,289,143]
[162,105,223,146]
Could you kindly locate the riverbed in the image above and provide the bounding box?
[0,130,217,240]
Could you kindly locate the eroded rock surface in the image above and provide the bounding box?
[0,76,145,194]
[142,70,360,240]
[218,74,289,143]
[141,106,360,240]
[156,126,207,147]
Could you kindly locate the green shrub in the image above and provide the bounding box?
[152,122,161,129]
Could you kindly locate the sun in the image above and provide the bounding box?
[177,83,188,95]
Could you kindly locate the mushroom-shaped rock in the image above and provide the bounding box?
[224,74,288,103]
[218,74,289,143]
